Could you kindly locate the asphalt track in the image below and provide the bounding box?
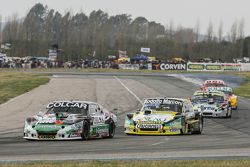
[0,73,250,161]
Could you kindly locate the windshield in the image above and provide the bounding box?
[192,96,208,103]
[143,103,183,113]
[46,107,88,115]
[213,95,224,103]
[205,83,225,87]
[192,94,224,104]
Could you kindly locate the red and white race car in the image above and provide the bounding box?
[201,80,238,110]
[200,80,226,91]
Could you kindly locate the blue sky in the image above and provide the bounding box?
[0,0,249,35]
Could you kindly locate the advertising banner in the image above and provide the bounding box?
[160,63,187,70]
[118,64,139,70]
[140,47,150,53]
[187,63,205,70]
[222,63,241,71]
[187,62,241,71]
[205,64,222,70]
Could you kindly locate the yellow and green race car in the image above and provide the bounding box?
[124,97,203,135]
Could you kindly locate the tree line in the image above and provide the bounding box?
[1,3,250,62]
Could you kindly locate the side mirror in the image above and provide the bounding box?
[127,113,133,120]
[144,110,152,115]
[113,108,118,115]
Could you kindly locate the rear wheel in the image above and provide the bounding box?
[81,120,90,140]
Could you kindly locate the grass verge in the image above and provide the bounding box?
[0,72,50,104]
[234,72,250,98]
[1,160,250,167]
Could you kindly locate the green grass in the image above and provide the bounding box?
[234,72,250,98]
[1,160,250,167]
[0,72,50,104]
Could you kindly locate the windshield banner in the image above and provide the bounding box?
[47,102,88,109]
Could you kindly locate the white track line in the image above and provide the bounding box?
[113,76,143,105]
[151,142,165,146]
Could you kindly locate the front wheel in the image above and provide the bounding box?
[192,117,203,134]
[227,107,232,118]
[81,120,90,140]
[107,120,115,138]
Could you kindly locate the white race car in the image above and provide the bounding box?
[23,101,117,140]
[192,91,232,118]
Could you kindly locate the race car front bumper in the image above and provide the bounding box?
[202,109,228,118]
[124,125,181,135]
[23,126,82,140]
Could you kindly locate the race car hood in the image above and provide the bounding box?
[132,111,178,124]
[35,113,85,124]
[31,114,84,134]
[193,103,220,111]
[34,123,64,133]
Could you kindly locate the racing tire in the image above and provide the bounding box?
[192,117,203,134]
[107,120,115,138]
[81,120,90,140]
[226,107,232,118]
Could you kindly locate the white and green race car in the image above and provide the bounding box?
[192,91,232,118]
[23,101,117,140]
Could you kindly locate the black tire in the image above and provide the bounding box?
[227,107,232,118]
[81,120,90,140]
[192,117,203,134]
[107,120,115,138]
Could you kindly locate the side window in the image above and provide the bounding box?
[184,103,193,113]
[90,104,104,116]
[89,104,98,115]
[188,103,194,112]
[183,103,189,113]
[95,104,102,116]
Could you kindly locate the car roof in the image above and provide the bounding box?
[204,80,225,84]
[50,100,97,105]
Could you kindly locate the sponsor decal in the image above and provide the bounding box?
[207,87,232,92]
[139,121,163,124]
[35,124,60,129]
[187,63,205,70]
[38,134,55,139]
[160,63,187,70]
[137,124,161,129]
[144,99,183,106]
[47,102,88,109]
[187,63,241,71]
[222,63,241,71]
[169,128,178,132]
[206,64,221,70]
[91,125,109,134]
[204,107,215,111]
